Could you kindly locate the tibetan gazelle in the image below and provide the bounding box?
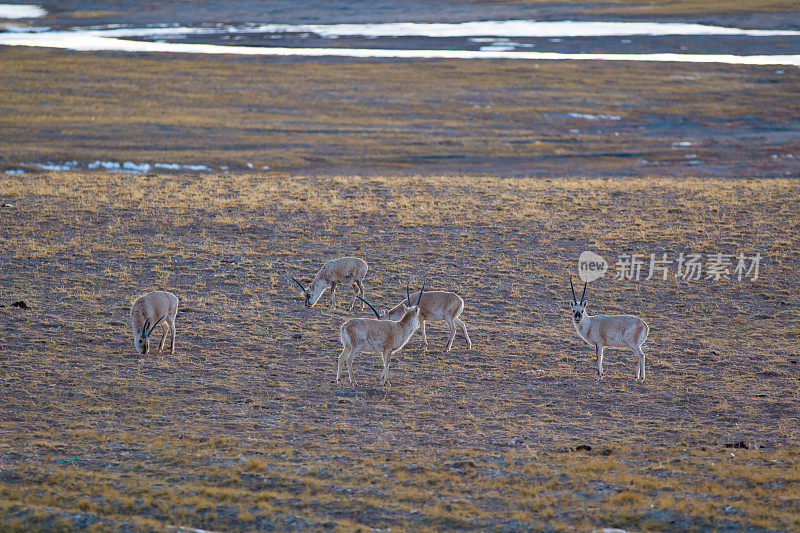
[336,283,425,386]
[291,256,367,311]
[570,278,649,381]
[381,282,471,352]
[130,290,179,360]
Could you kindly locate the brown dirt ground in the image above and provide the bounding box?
[2,47,799,179]
[1,173,799,531]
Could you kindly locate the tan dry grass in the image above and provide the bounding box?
[0,172,799,530]
[1,47,798,177]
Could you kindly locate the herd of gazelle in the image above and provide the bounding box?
[130,256,650,383]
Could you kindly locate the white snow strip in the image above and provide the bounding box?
[29,161,78,171]
[1,33,798,67]
[73,20,800,38]
[123,161,151,172]
[155,162,213,171]
[0,4,46,19]
[88,160,121,170]
[568,113,622,120]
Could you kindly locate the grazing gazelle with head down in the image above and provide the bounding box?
[337,281,425,386]
[381,281,471,353]
[291,256,368,311]
[570,278,649,381]
[130,290,179,360]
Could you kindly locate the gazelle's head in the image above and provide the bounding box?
[380,302,406,321]
[133,326,149,354]
[380,279,423,320]
[132,316,163,354]
[365,279,425,321]
[291,277,314,307]
[570,277,587,322]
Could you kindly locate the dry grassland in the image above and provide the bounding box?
[2,47,798,178]
[1,172,799,531]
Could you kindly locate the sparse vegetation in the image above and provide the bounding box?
[1,47,798,178]
[1,173,798,530]
[2,0,799,527]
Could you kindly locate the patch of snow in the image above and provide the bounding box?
[29,160,78,171]
[0,4,46,19]
[179,164,212,171]
[123,161,151,172]
[154,162,212,171]
[568,112,622,120]
[88,160,121,170]
[5,169,24,175]
[671,141,696,146]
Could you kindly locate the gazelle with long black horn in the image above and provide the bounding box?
[380,280,470,352]
[336,281,425,386]
[570,278,649,381]
[130,290,179,360]
[291,256,368,311]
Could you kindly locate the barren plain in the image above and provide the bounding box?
[1,0,800,531]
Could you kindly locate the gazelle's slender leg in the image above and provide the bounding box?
[596,344,604,379]
[379,349,387,382]
[356,279,365,310]
[329,284,337,311]
[634,345,646,381]
[445,316,457,352]
[455,318,471,349]
[349,283,359,311]
[347,346,361,385]
[421,321,428,352]
[167,311,177,354]
[336,346,351,384]
[157,323,168,353]
[381,349,391,386]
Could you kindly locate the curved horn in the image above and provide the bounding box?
[406,277,411,306]
[142,319,150,336]
[580,282,587,305]
[416,280,425,307]
[356,295,382,319]
[290,277,307,292]
[570,277,577,304]
[146,315,166,337]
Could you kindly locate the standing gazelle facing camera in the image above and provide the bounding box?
[570,278,649,381]
[130,291,179,360]
[291,256,368,311]
[337,282,425,386]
